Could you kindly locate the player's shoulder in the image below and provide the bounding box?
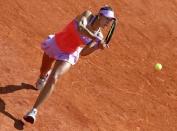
[82,10,93,17]
[76,10,93,20]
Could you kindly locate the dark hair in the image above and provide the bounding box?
[100,5,113,11]
[91,6,113,26]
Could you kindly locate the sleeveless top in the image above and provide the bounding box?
[55,16,101,53]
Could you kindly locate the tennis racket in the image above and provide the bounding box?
[105,20,117,44]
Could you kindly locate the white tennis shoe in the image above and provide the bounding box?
[23,108,38,124]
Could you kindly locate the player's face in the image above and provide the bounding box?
[99,14,113,28]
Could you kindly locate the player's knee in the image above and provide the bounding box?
[54,72,62,81]
[48,72,61,84]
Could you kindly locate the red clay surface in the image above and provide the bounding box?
[0,0,177,131]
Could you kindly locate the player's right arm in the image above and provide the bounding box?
[75,10,102,41]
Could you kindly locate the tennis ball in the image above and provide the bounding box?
[155,63,162,71]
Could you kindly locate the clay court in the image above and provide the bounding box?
[0,0,177,130]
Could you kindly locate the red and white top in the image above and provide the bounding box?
[55,20,84,53]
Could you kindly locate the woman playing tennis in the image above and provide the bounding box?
[24,5,116,124]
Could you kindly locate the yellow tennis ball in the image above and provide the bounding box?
[155,63,162,70]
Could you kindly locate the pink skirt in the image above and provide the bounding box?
[41,35,83,65]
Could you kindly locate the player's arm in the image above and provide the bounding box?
[80,41,98,56]
[96,30,110,49]
[80,31,108,56]
[76,10,102,41]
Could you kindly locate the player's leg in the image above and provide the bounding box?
[36,53,55,90]
[24,60,71,124]
[34,60,71,109]
[40,52,55,78]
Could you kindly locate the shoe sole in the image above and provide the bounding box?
[23,116,35,124]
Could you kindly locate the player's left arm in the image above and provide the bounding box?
[80,31,108,56]
[80,41,98,56]
[96,30,110,49]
